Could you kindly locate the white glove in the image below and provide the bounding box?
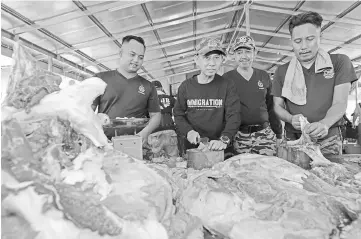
[187,130,200,145]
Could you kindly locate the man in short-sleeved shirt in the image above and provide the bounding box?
[92,35,161,140]
[271,12,357,155]
[223,35,283,156]
[151,80,176,132]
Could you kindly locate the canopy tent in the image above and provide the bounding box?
[1,0,361,93]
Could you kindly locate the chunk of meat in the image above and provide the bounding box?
[11,77,110,148]
[4,43,61,110]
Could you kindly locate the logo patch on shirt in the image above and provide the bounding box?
[160,98,170,108]
[323,68,334,79]
[187,99,223,109]
[258,80,264,89]
[138,84,145,95]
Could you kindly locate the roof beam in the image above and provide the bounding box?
[266,2,361,71]
[96,27,296,65]
[45,2,361,55]
[328,33,361,54]
[140,3,174,76]
[1,29,93,77]
[72,0,122,49]
[250,3,361,26]
[321,1,361,32]
[1,3,109,72]
[259,0,305,50]
[51,4,246,51]
[9,1,150,35]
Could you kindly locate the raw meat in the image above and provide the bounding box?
[2,119,170,239]
[286,115,332,167]
[151,154,361,239]
[10,77,110,148]
[285,116,361,193]
[2,42,171,239]
[3,42,62,111]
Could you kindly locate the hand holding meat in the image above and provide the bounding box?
[187,130,200,144]
[291,114,304,130]
[208,140,227,151]
[304,121,329,139]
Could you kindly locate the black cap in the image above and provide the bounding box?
[152,80,162,89]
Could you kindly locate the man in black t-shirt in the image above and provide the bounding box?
[223,35,282,156]
[92,35,161,140]
[174,37,241,152]
[152,80,176,132]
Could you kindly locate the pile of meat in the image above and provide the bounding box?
[1,43,172,239]
[2,43,361,239]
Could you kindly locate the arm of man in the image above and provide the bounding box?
[137,85,161,140]
[173,83,194,136]
[273,97,293,124]
[265,75,283,139]
[319,83,350,128]
[138,112,161,139]
[271,67,303,130]
[220,81,241,139]
[209,81,241,151]
[305,83,350,138]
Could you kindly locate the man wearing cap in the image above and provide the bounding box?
[92,35,161,141]
[173,38,241,152]
[223,35,283,156]
[272,12,357,155]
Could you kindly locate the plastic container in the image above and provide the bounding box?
[344,143,361,154]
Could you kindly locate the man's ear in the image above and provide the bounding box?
[119,49,123,58]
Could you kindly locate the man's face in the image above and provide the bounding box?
[195,53,223,77]
[119,39,145,73]
[235,47,255,68]
[291,23,321,63]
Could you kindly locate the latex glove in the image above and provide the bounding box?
[208,140,227,151]
[304,121,329,139]
[187,130,200,145]
[291,114,304,130]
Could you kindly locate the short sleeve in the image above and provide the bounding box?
[271,67,284,97]
[147,85,161,113]
[334,54,358,86]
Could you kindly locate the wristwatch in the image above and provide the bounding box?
[220,135,230,145]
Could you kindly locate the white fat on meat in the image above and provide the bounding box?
[61,147,112,200]
[11,77,110,148]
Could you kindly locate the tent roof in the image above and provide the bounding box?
[1,0,361,81]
